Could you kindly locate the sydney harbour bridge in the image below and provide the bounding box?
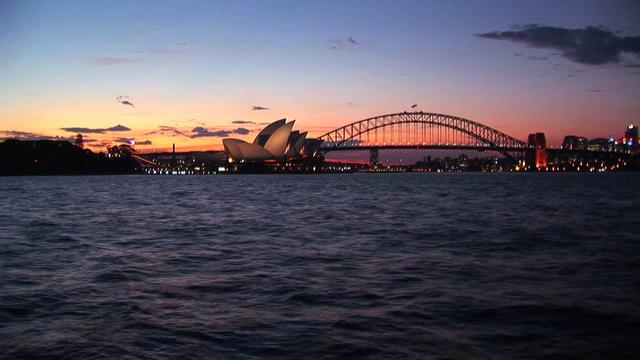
[318,111,537,165]
[320,112,526,151]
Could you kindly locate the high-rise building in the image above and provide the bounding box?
[527,132,548,170]
[625,124,638,141]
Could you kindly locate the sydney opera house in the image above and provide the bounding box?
[222,119,323,163]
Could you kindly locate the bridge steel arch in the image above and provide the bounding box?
[318,112,527,156]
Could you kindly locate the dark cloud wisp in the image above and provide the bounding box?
[1,130,50,140]
[116,95,135,107]
[232,120,256,124]
[1,130,99,143]
[1,130,65,141]
[87,142,112,149]
[190,127,250,138]
[477,25,640,65]
[106,125,130,131]
[329,36,367,50]
[113,137,152,145]
[61,127,105,134]
[61,124,131,134]
[148,126,189,137]
[252,106,271,111]
[113,137,134,144]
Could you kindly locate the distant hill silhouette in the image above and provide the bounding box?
[0,139,141,175]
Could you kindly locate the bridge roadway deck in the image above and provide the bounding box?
[320,145,528,152]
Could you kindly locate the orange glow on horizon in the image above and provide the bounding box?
[1,102,634,152]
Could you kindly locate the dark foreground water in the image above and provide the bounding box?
[1,173,639,359]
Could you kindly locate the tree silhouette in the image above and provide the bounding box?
[74,134,84,148]
[107,144,135,158]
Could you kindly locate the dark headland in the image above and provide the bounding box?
[0,139,141,176]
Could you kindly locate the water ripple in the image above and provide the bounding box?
[1,173,639,359]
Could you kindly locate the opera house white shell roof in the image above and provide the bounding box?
[222,119,322,162]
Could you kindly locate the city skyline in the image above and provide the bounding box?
[1,0,639,152]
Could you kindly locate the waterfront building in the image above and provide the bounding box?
[562,135,588,150]
[586,138,612,152]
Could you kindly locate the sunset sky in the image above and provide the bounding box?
[1,0,639,152]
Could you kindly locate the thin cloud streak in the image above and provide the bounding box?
[83,57,148,66]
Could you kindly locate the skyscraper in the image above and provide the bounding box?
[625,124,638,141]
[527,133,548,170]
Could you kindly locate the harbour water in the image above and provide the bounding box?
[1,173,639,359]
